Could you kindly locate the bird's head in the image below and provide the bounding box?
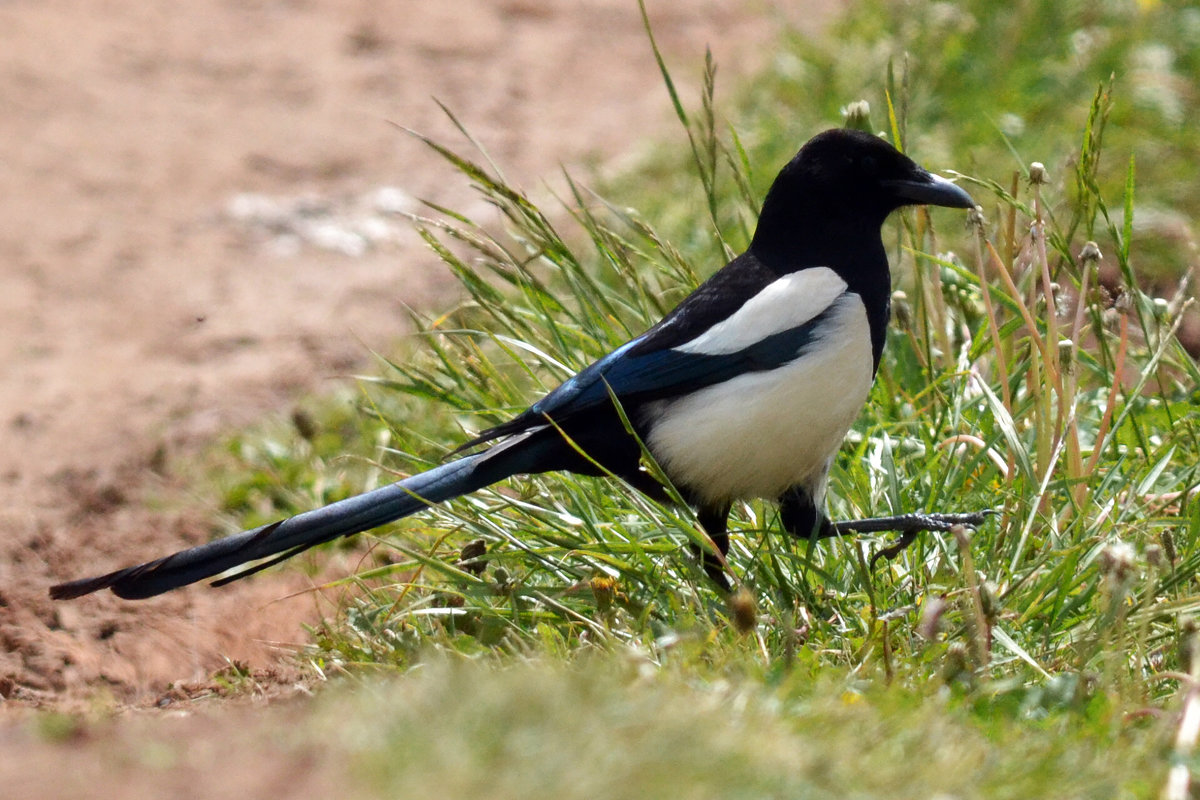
[752,129,974,261]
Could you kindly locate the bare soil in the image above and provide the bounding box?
[0,0,830,720]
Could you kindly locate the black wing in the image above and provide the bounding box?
[460,254,839,448]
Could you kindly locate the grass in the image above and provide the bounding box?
[331,657,1162,800]
[188,1,1200,795]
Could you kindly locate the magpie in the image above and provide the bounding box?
[50,128,984,601]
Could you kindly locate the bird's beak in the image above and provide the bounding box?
[883,172,975,209]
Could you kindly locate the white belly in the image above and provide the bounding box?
[644,294,873,505]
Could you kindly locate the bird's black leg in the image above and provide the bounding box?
[695,504,732,591]
[830,511,995,536]
[618,469,732,590]
[830,510,994,566]
[779,486,992,565]
[779,485,834,540]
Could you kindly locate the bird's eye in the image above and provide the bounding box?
[861,155,878,174]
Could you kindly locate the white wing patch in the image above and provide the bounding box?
[674,267,848,356]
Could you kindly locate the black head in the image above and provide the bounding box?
[751,129,974,262]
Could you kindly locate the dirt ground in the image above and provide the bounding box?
[0,0,841,718]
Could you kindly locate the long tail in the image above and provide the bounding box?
[50,434,547,600]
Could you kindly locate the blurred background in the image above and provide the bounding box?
[2,0,1198,724]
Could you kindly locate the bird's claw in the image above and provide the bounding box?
[865,509,995,569]
[869,531,919,568]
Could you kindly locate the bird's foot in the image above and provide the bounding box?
[828,510,995,568]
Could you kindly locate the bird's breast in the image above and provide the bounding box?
[643,292,874,505]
